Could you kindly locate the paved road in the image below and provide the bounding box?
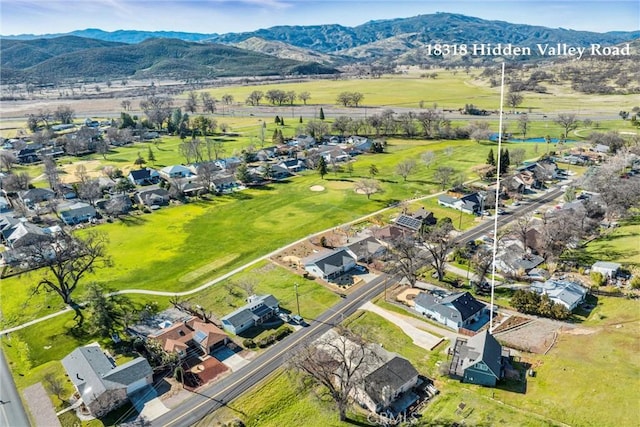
[153,186,566,426]
[151,274,393,427]
[0,347,30,427]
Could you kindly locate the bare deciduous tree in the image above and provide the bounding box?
[385,237,427,287]
[555,113,579,139]
[421,220,458,281]
[434,166,456,191]
[25,230,112,307]
[354,179,382,200]
[289,328,379,422]
[395,159,417,182]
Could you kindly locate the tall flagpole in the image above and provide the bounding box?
[489,62,506,333]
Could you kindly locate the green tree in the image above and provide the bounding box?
[147,147,156,164]
[236,163,252,184]
[369,164,379,178]
[319,107,325,120]
[487,148,495,166]
[83,283,122,337]
[275,115,281,125]
[317,156,328,179]
[134,152,146,167]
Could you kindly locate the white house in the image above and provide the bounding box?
[303,249,357,281]
[530,280,588,311]
[414,292,485,330]
[591,261,621,279]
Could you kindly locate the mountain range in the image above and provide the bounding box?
[2,13,638,83]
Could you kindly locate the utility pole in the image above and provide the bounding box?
[294,283,301,316]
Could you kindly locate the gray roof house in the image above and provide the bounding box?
[591,261,621,279]
[59,202,97,225]
[303,249,357,281]
[159,165,193,180]
[414,292,486,330]
[494,244,544,275]
[530,280,588,311]
[221,294,280,335]
[437,192,486,215]
[343,235,385,263]
[320,329,421,415]
[136,188,170,206]
[128,168,160,186]
[450,330,505,387]
[19,188,55,205]
[4,221,47,249]
[61,345,152,418]
[0,196,10,213]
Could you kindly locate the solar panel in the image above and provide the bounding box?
[193,330,208,343]
[395,214,422,231]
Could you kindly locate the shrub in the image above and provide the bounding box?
[590,271,606,287]
[630,276,640,289]
[242,339,256,349]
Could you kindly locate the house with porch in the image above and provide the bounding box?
[221,294,280,335]
[136,187,170,206]
[61,345,153,418]
[59,202,97,225]
[159,165,193,180]
[343,235,385,263]
[449,330,506,387]
[414,291,486,330]
[303,249,357,281]
[437,192,486,215]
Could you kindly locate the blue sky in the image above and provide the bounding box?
[0,0,638,36]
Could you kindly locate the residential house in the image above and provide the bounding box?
[372,225,410,243]
[530,280,588,311]
[394,207,436,233]
[211,174,238,192]
[136,188,170,207]
[19,188,55,206]
[221,294,280,335]
[61,345,153,418]
[277,158,305,173]
[290,135,316,149]
[414,292,486,330]
[449,330,506,387]
[494,243,544,275]
[16,146,41,164]
[149,317,228,359]
[3,221,47,249]
[343,235,385,263]
[303,249,357,281]
[159,165,193,180]
[97,195,133,215]
[0,196,10,213]
[59,202,97,225]
[591,261,621,279]
[128,168,160,186]
[256,146,278,162]
[437,192,486,215]
[319,330,421,415]
[317,146,350,163]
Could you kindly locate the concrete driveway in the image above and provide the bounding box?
[360,301,444,350]
[213,347,250,371]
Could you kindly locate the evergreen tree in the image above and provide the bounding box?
[147,146,156,164]
[280,117,285,126]
[272,129,279,144]
[299,116,303,123]
[276,129,285,145]
[319,107,325,120]
[317,156,328,179]
[236,163,252,184]
[499,148,510,174]
[487,148,495,166]
[275,115,281,125]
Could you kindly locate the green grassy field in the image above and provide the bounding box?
[584,216,640,268]
[195,71,640,113]
[201,298,639,427]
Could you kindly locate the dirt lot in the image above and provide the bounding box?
[494,318,565,354]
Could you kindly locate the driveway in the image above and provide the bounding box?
[360,301,444,350]
[213,347,250,371]
[130,385,170,421]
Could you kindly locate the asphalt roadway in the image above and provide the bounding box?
[153,186,565,426]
